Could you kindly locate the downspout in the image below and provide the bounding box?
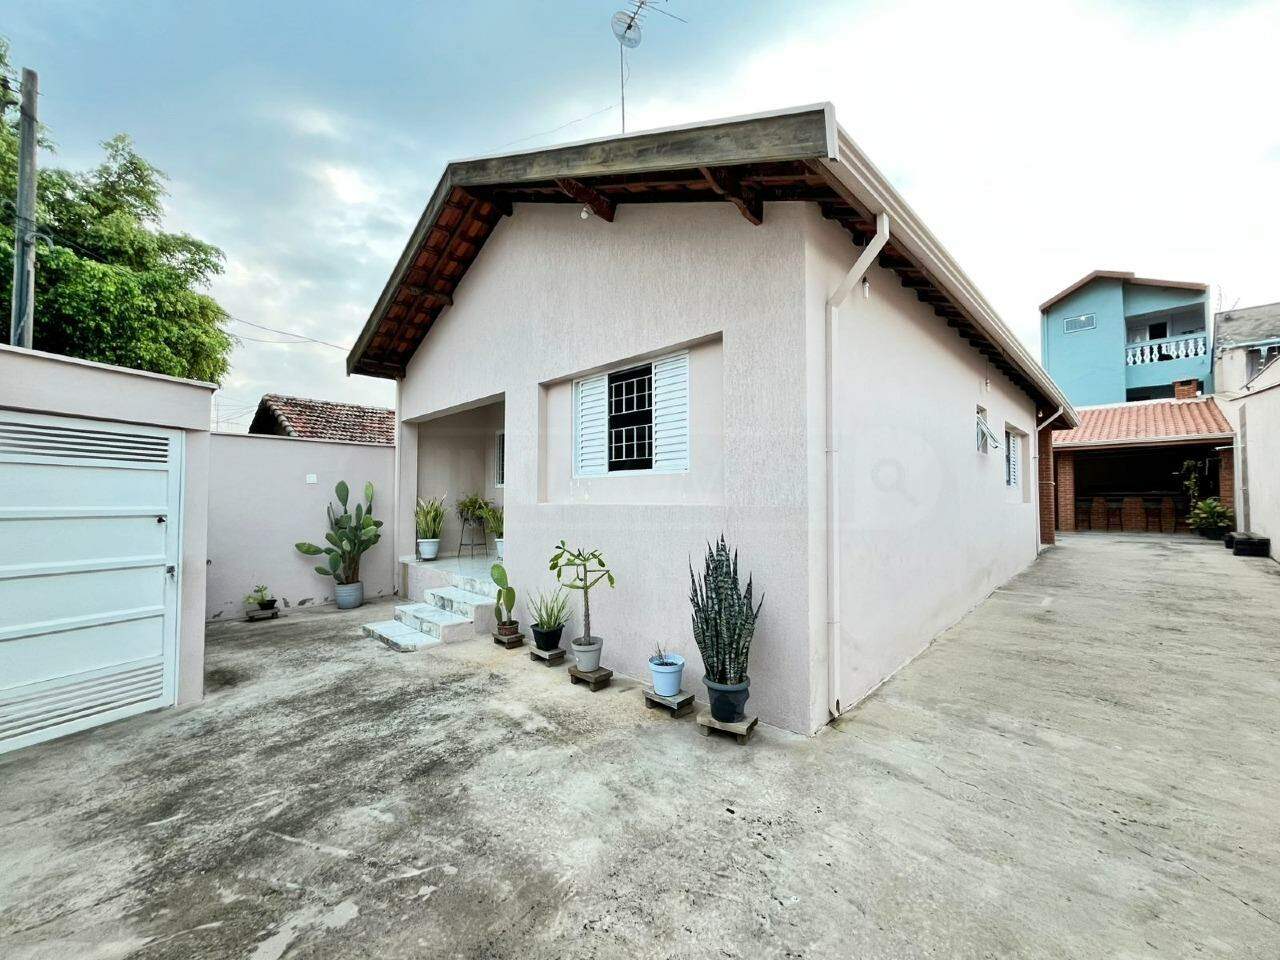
[826,211,889,720]
[1035,406,1065,550]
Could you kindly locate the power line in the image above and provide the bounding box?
[495,103,617,149]
[228,317,350,351]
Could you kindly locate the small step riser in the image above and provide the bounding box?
[426,595,496,634]
[447,571,498,596]
[393,603,473,643]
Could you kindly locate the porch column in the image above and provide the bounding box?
[1055,450,1076,532]
[1219,445,1236,514]
[1037,427,1056,545]
[392,380,418,595]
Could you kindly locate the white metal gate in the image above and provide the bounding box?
[0,411,183,754]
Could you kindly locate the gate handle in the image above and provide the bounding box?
[166,565,176,579]
[156,515,167,524]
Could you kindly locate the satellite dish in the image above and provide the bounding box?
[611,11,642,48]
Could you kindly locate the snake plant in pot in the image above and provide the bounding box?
[549,541,614,671]
[415,494,445,560]
[295,481,383,609]
[690,536,764,722]
[491,563,519,636]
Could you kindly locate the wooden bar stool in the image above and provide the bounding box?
[1143,498,1163,532]
[1105,497,1124,531]
[1075,498,1092,530]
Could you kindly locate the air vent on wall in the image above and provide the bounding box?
[1063,313,1097,334]
[0,420,169,464]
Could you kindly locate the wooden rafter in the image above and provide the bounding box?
[554,178,615,222]
[697,166,763,225]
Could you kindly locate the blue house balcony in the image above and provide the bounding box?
[1124,332,1211,392]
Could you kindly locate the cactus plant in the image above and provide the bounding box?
[690,536,764,685]
[491,562,517,627]
[295,481,382,585]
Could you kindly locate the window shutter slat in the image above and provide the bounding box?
[652,353,689,473]
[574,375,608,476]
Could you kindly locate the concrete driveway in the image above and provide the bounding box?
[3,534,1278,959]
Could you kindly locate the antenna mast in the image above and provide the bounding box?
[610,1,685,135]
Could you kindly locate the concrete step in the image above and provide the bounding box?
[425,586,497,633]
[445,569,498,597]
[394,603,474,644]
[362,619,441,652]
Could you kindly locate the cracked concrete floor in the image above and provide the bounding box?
[2,533,1278,959]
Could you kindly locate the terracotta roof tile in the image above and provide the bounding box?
[1053,397,1232,448]
[249,394,395,445]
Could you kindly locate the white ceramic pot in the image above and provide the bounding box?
[494,537,504,560]
[417,538,440,560]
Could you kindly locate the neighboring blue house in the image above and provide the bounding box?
[1040,271,1212,406]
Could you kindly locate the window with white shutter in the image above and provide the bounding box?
[573,351,689,476]
[1005,429,1019,486]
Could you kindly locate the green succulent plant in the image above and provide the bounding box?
[529,588,570,630]
[690,536,764,685]
[491,562,517,624]
[415,494,446,540]
[549,541,614,645]
[295,481,383,585]
[479,502,504,538]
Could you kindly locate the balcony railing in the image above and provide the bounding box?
[1125,333,1207,366]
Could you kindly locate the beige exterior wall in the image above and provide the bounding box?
[802,212,1043,723]
[206,433,396,620]
[1222,361,1280,550]
[393,202,1044,733]
[0,345,212,706]
[1215,346,1253,395]
[397,202,814,733]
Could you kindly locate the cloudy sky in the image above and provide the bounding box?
[5,0,1278,430]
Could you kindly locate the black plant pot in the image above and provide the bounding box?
[257,599,277,611]
[530,624,563,652]
[1224,532,1237,549]
[704,677,750,723]
[1207,528,1225,541]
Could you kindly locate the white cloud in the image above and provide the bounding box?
[287,106,346,140]
[315,164,380,206]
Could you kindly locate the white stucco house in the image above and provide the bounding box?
[347,104,1077,735]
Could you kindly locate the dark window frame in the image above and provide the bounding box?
[607,363,654,472]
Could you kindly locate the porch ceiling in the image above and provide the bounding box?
[346,106,1063,414]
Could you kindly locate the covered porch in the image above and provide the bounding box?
[1051,397,1235,535]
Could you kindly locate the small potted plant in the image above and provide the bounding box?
[649,642,685,697]
[690,536,764,723]
[549,541,615,672]
[1188,497,1234,541]
[481,503,505,559]
[295,480,383,609]
[491,562,519,637]
[415,494,445,560]
[244,584,276,612]
[529,588,569,651]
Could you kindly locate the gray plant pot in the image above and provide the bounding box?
[572,636,603,672]
[335,581,364,610]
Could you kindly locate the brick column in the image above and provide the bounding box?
[1219,446,1235,514]
[1055,449,1075,532]
[1037,427,1055,544]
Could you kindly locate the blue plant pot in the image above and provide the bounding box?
[704,677,750,723]
[335,581,364,610]
[648,653,685,697]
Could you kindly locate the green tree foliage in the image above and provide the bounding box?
[0,43,233,382]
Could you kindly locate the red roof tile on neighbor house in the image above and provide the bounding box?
[248,394,395,445]
[1052,397,1233,449]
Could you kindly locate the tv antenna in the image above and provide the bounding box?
[611,1,685,134]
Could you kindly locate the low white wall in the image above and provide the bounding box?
[1223,363,1280,553]
[803,213,1043,721]
[206,433,396,620]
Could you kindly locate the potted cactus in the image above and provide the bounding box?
[529,588,570,652]
[295,481,383,609]
[415,494,445,560]
[690,536,764,723]
[491,562,519,637]
[549,541,614,671]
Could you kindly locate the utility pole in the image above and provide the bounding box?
[9,67,37,348]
